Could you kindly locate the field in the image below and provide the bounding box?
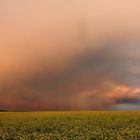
[0,111,140,140]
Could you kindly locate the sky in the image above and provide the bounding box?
[1,0,140,111]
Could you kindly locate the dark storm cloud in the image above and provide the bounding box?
[116,97,140,104]
[1,42,140,110]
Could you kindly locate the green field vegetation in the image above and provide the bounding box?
[0,111,140,140]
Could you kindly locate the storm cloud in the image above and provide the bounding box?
[0,0,140,110]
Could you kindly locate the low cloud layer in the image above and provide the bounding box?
[0,0,140,110]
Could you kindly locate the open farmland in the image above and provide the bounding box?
[0,111,140,140]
